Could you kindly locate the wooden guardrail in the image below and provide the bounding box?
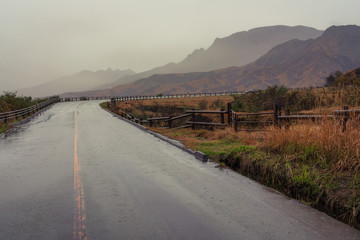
[0,97,60,124]
[185,110,227,129]
[228,104,359,132]
[108,99,232,129]
[108,95,359,132]
[275,105,359,132]
[108,92,240,129]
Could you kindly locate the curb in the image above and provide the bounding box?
[101,104,208,163]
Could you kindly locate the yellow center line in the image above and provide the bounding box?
[73,105,88,240]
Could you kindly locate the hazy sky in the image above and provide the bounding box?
[1,0,360,91]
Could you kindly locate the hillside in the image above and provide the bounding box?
[334,67,360,86]
[18,68,134,97]
[96,25,322,90]
[176,25,322,72]
[80,25,360,96]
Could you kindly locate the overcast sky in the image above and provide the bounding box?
[1,0,360,92]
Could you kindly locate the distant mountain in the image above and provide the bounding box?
[97,25,322,90]
[174,25,323,72]
[18,68,134,97]
[79,25,360,96]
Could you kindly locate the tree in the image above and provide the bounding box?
[325,71,343,87]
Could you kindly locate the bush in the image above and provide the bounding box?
[0,92,34,112]
[198,100,208,110]
[231,86,317,112]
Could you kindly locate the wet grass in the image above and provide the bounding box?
[0,124,8,134]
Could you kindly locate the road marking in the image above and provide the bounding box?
[73,106,88,240]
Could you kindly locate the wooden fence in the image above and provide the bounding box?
[108,96,359,132]
[108,101,230,129]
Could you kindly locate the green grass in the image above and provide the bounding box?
[173,131,356,226]
[194,139,246,160]
[0,124,8,134]
[100,102,108,108]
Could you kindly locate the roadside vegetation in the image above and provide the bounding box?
[103,68,360,228]
[151,116,360,228]
[0,92,47,134]
[114,95,233,119]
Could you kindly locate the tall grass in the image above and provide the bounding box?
[263,118,360,176]
[262,117,360,225]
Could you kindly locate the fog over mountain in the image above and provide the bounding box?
[2,0,360,93]
[96,25,322,90]
[172,25,323,72]
[68,25,360,97]
[18,68,134,97]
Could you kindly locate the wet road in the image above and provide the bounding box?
[0,101,359,240]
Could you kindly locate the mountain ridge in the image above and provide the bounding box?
[18,68,135,97]
[72,25,360,97]
[96,25,323,90]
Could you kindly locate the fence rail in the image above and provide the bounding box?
[0,98,60,123]
[106,94,359,132]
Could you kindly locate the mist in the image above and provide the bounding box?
[1,0,360,92]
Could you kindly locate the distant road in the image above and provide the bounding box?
[0,101,359,240]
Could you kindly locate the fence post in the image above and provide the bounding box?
[273,104,279,127]
[227,103,232,126]
[234,113,238,131]
[285,108,290,130]
[168,117,172,128]
[192,112,196,130]
[343,106,349,132]
[220,108,225,125]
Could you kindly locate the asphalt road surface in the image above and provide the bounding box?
[0,101,359,240]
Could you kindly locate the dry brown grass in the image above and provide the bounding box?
[263,118,360,176]
[311,86,360,110]
[116,96,234,111]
